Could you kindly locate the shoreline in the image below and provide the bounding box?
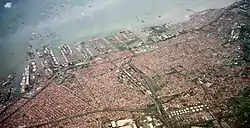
[0,0,249,127]
[0,0,240,79]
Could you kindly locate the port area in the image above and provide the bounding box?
[0,1,250,127]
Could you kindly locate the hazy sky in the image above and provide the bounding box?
[0,0,238,78]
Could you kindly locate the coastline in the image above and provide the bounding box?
[0,0,249,127]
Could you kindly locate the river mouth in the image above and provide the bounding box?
[0,0,239,78]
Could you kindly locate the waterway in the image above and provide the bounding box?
[0,0,239,78]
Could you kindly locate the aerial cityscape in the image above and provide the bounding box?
[0,0,250,128]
